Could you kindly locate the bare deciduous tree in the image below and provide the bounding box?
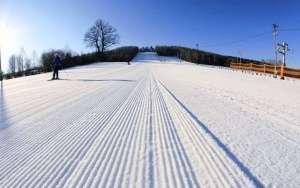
[32,50,38,68]
[83,19,120,59]
[8,54,17,76]
[19,47,26,73]
[25,58,31,70]
[16,55,22,73]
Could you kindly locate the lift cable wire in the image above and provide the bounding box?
[199,29,300,48]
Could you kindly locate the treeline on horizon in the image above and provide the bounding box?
[2,45,263,80]
[46,46,139,72]
[3,46,139,80]
[155,46,261,67]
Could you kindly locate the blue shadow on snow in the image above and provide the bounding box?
[0,82,10,131]
[159,81,264,188]
[76,79,136,82]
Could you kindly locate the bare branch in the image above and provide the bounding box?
[83,19,120,58]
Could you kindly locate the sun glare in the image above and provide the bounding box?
[0,22,15,46]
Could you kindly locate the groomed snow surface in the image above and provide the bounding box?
[1,52,300,188]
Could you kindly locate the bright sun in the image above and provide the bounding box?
[0,22,15,46]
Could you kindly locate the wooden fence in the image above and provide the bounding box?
[230,62,300,79]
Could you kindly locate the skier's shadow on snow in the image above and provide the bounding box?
[158,81,264,188]
[75,79,136,82]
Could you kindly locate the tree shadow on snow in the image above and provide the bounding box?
[0,82,10,131]
[158,81,264,188]
[76,79,136,82]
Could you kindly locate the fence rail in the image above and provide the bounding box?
[230,62,300,79]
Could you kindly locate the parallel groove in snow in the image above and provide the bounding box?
[0,64,135,126]
[0,63,147,187]
[63,66,151,188]
[151,63,299,187]
[2,85,138,187]
[0,62,254,187]
[149,69,200,187]
[2,58,283,187]
[151,70,254,187]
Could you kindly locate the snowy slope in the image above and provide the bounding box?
[0,52,300,187]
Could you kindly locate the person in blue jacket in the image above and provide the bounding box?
[52,54,62,79]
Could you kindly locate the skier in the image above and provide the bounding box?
[52,54,62,80]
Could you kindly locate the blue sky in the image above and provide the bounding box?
[1,0,300,72]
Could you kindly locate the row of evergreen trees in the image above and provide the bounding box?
[155,46,261,67]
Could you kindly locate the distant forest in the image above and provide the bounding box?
[155,46,261,67]
[3,46,139,79]
[2,45,262,80]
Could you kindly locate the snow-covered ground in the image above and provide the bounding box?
[1,52,300,187]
